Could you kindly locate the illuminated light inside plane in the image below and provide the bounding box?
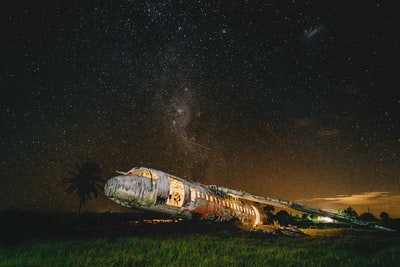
[190,187,197,202]
[128,219,183,225]
[251,205,261,225]
[316,216,334,223]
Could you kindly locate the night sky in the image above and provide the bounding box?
[1,1,399,217]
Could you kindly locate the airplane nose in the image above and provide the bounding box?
[104,175,157,208]
[104,177,117,197]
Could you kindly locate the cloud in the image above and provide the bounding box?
[298,192,400,217]
[313,192,391,204]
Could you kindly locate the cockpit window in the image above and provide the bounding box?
[126,168,158,179]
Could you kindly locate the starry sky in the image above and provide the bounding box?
[1,1,399,217]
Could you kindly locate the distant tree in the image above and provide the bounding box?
[263,205,275,224]
[343,207,358,219]
[335,209,346,217]
[358,212,377,222]
[301,213,315,221]
[380,212,390,221]
[62,162,105,214]
[275,210,291,226]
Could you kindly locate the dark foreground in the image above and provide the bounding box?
[1,211,400,266]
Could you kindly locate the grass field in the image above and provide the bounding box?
[1,212,400,266]
[1,227,400,266]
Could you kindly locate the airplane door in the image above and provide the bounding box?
[166,177,185,207]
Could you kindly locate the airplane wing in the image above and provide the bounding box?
[208,185,396,233]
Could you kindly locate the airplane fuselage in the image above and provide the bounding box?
[104,167,265,229]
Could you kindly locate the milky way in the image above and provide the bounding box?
[1,1,399,216]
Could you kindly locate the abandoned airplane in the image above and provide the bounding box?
[104,166,395,234]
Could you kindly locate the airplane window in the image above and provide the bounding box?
[190,187,196,202]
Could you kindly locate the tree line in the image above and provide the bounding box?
[262,205,395,227]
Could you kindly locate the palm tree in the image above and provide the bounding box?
[62,162,105,213]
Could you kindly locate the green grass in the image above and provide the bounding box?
[1,228,400,267]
